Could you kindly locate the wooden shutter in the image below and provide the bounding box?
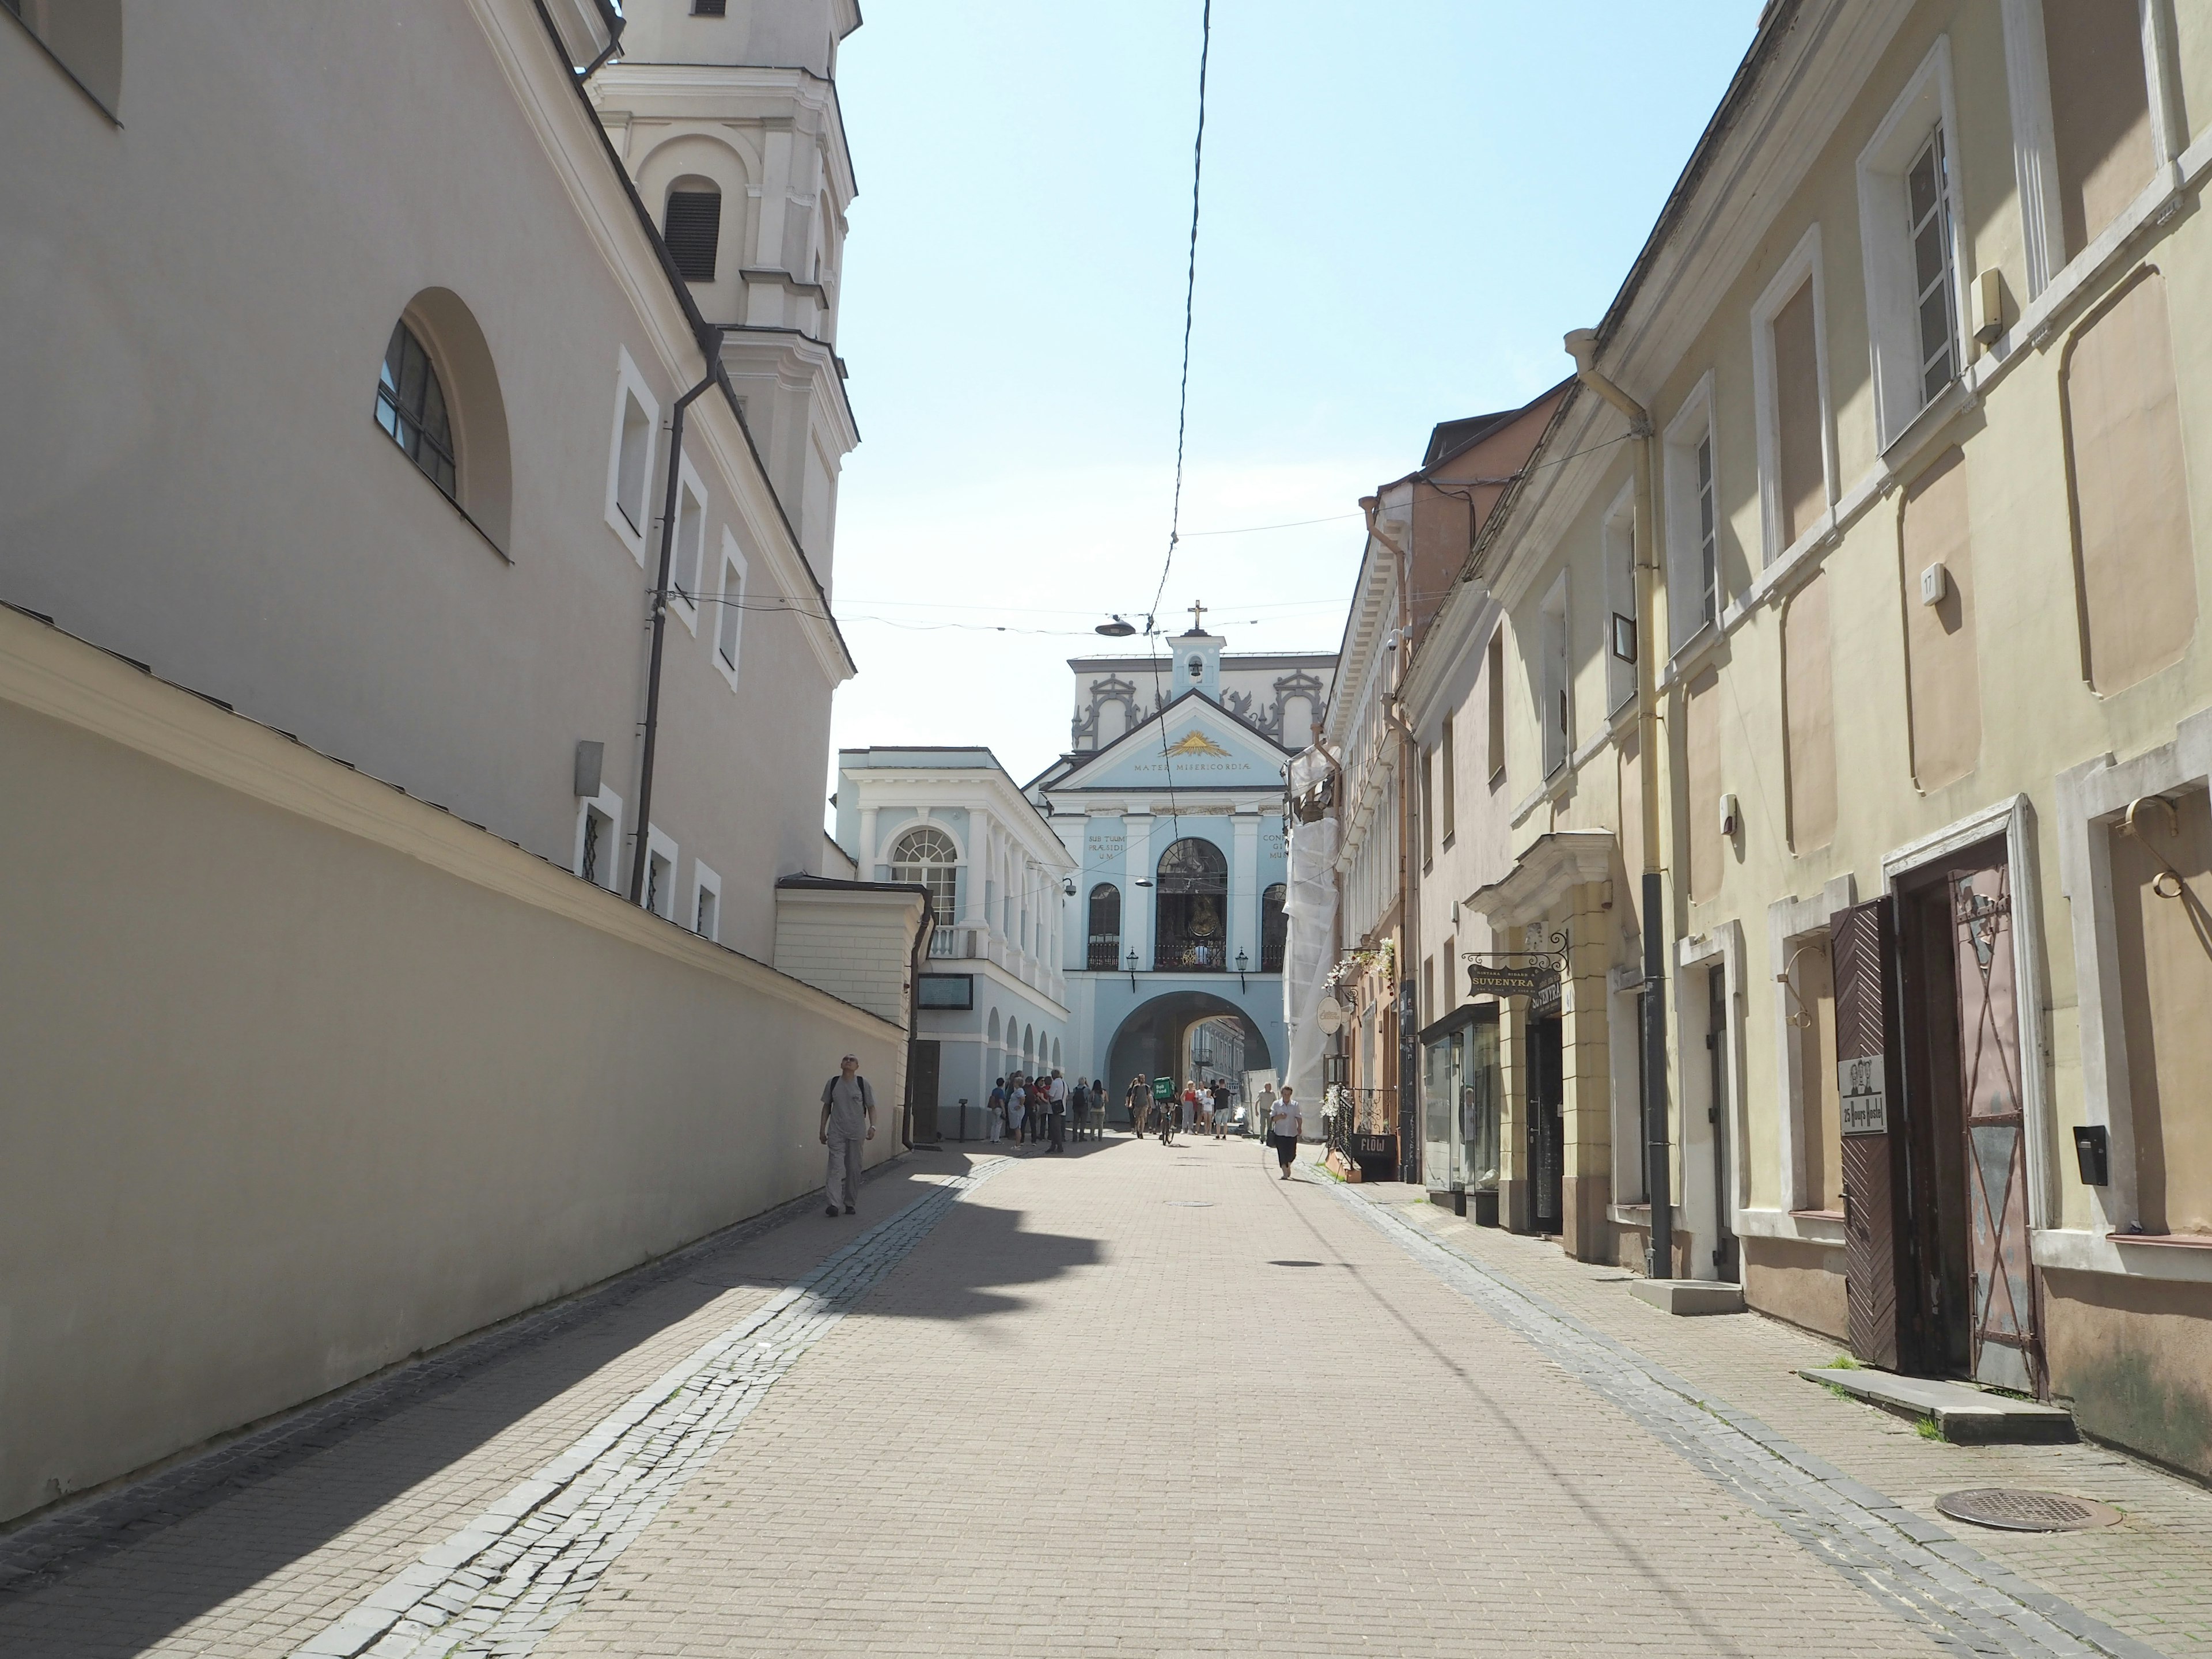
[1831,897,1910,1369]
[663,191,722,283]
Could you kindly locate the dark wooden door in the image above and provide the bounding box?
[1707,966,1738,1283]
[910,1041,941,1143]
[1952,866,2040,1393]
[1832,898,1911,1370]
[1529,1016,1563,1233]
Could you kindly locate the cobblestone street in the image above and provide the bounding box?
[5,1137,2211,1658]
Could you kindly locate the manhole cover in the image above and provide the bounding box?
[1936,1488,2122,1532]
[1165,1200,1215,1207]
[1266,1259,1323,1267]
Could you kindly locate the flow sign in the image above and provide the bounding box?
[1838,1054,1888,1136]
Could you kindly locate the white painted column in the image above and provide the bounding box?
[1230,808,1260,975]
[1124,809,1155,972]
[858,805,880,882]
[961,811,990,953]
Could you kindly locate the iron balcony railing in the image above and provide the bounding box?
[1086,935,1122,971]
[1153,941,1228,972]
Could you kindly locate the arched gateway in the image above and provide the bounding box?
[1103,990,1272,1122]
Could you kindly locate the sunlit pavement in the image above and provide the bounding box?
[4,1134,2210,1657]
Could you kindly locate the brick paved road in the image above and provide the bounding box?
[3,1137,2208,1657]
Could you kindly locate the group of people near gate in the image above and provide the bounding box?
[813,1052,1308,1224]
[982,1068,1106,1154]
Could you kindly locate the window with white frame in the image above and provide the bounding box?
[1858,40,1969,453]
[2002,0,2178,299]
[1661,374,1719,649]
[691,859,722,941]
[1602,480,1637,710]
[713,530,747,688]
[669,455,706,630]
[1751,226,1834,562]
[605,350,658,561]
[1540,576,1571,778]
[890,825,960,929]
[575,785,624,890]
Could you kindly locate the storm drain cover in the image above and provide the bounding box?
[1165,1200,1215,1207]
[1936,1488,2122,1532]
[1266,1259,1323,1267]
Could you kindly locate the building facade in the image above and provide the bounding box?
[1032,627,1334,1114]
[1380,0,2212,1480]
[834,748,1075,1137]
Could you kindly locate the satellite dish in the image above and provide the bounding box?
[1315,998,1346,1035]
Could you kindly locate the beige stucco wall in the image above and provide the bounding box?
[0,613,904,1527]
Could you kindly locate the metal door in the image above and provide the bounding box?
[1529,1016,1563,1232]
[1832,899,1910,1370]
[1707,967,1738,1282]
[1952,866,2039,1393]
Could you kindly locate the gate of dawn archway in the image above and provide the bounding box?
[1101,990,1272,1124]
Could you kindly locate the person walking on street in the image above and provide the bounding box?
[1269,1085,1301,1181]
[987,1076,1007,1143]
[1212,1079,1231,1140]
[819,1054,876,1216]
[1048,1078,1067,1153]
[1070,1077,1090,1142]
[1126,1075,1149,1138]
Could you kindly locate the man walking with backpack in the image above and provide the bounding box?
[1070,1076,1090,1142]
[1048,1069,1067,1153]
[819,1053,876,1217]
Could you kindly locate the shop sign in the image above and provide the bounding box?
[1465,961,1556,998]
[1839,1054,1888,1136]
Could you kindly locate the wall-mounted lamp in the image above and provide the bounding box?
[1236,948,1249,991]
[1126,948,1140,991]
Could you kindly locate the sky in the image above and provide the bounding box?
[824,1,1765,795]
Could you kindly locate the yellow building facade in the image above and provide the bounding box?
[1411,0,2212,1477]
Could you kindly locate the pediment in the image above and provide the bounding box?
[1053,692,1291,792]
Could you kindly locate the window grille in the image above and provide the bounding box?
[664,190,722,283]
[581,810,604,884]
[1087,883,1122,970]
[375,321,457,502]
[1154,838,1227,970]
[1261,883,1287,972]
[1907,127,1956,407]
[695,885,717,937]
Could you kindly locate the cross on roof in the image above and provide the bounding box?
[1187,600,1207,631]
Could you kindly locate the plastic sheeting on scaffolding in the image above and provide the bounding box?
[1282,749,1338,1107]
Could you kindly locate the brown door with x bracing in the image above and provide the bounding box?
[1952,865,2040,1393]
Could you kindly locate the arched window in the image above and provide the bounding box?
[663,179,723,283]
[373,291,513,552]
[889,826,958,927]
[1155,838,1228,971]
[1087,883,1122,970]
[1261,882,1289,972]
[376,322,458,502]
[1052,1037,1062,1070]
[1022,1025,1035,1065]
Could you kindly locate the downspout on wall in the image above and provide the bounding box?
[1565,327,1676,1279]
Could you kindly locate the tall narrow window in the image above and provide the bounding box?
[1260,882,1288,972]
[717,555,744,672]
[374,322,458,502]
[1770,276,1825,548]
[2041,0,2155,263]
[580,805,611,885]
[890,827,960,928]
[615,391,652,533]
[1440,715,1456,840]
[1908,127,1957,407]
[673,475,705,604]
[1087,883,1122,969]
[1540,583,1570,778]
[646,845,674,919]
[1420,747,1435,868]
[1696,435,1719,625]
[1486,629,1506,784]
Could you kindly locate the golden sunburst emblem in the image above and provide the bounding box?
[1165,729,1232,758]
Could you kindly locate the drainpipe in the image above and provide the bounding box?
[577,4,625,81]
[1363,496,1421,1185]
[1565,327,1674,1281]
[903,901,933,1149]
[627,357,724,908]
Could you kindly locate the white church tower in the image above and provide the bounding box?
[589,0,861,576]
